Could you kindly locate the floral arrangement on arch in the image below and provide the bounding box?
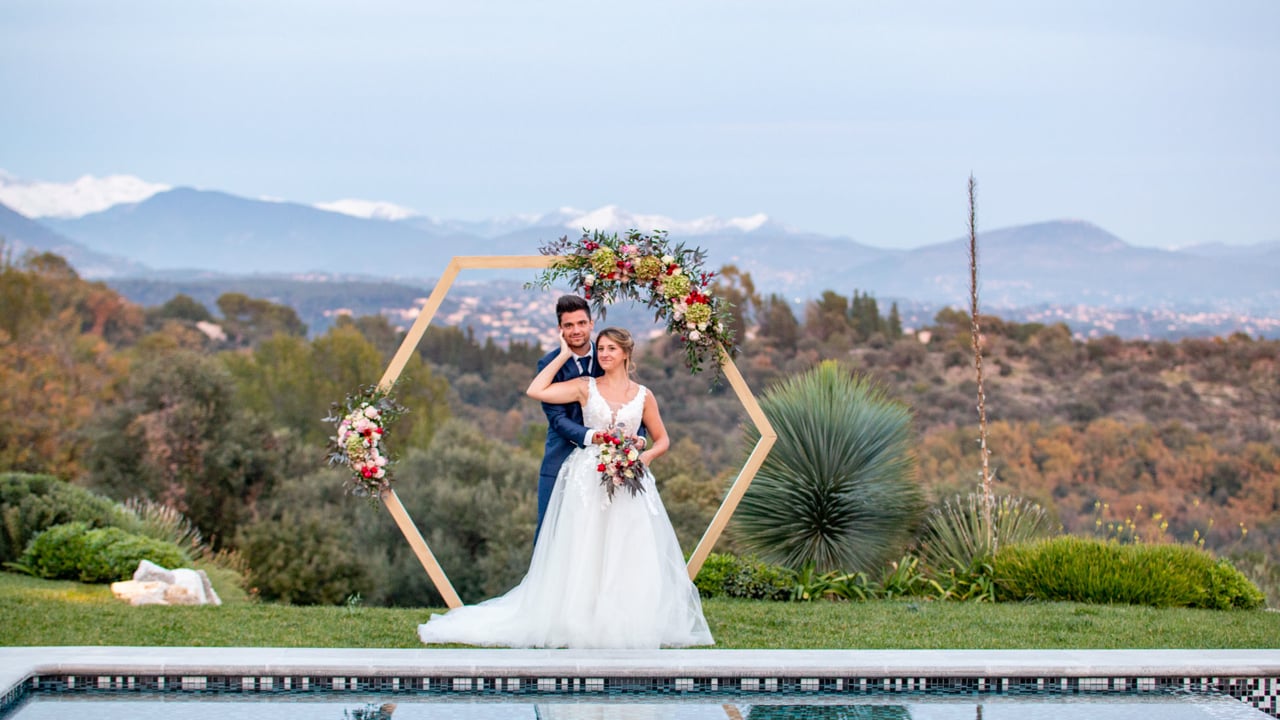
[324,382,408,500]
[529,229,735,373]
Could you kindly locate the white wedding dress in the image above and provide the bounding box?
[418,378,713,649]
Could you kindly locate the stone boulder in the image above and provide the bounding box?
[110,559,222,606]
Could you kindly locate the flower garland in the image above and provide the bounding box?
[594,426,646,500]
[325,382,408,500]
[529,229,735,373]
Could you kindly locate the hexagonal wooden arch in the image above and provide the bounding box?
[375,255,776,608]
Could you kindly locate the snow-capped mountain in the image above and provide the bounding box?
[407,205,778,239]
[1,170,779,240]
[314,198,422,221]
[557,205,772,235]
[0,170,169,219]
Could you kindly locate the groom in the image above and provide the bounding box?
[535,295,602,542]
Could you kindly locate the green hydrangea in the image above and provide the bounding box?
[634,255,663,281]
[590,248,618,277]
[685,302,712,326]
[661,273,691,299]
[344,434,368,462]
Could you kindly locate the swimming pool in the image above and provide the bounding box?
[2,648,1277,718]
[4,691,1274,719]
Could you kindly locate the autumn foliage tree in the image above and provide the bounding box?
[82,349,285,547]
[0,248,137,476]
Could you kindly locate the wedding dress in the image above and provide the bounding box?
[418,378,713,648]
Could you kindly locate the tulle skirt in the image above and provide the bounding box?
[417,446,713,649]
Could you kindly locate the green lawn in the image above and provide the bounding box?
[1,572,1277,649]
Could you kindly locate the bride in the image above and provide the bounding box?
[417,327,713,649]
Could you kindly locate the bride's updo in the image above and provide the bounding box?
[596,327,635,374]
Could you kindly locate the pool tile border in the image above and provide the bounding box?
[3,648,1278,717]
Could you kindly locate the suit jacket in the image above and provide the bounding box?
[537,348,603,484]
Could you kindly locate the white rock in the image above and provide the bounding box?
[110,562,222,606]
[110,580,169,606]
[133,559,176,584]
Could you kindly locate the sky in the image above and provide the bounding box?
[1,0,1277,250]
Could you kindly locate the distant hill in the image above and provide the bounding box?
[46,188,478,279]
[22,186,1280,326]
[1179,239,1280,269]
[839,221,1279,313]
[0,201,145,276]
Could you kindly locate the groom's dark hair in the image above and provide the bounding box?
[555,295,591,323]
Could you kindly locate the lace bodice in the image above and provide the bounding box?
[584,378,646,433]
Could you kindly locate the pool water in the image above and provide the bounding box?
[5,693,1273,719]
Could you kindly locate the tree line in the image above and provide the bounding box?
[2,245,1276,605]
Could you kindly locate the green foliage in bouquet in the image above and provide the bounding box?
[994,536,1265,609]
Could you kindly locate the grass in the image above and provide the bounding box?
[2,572,1277,649]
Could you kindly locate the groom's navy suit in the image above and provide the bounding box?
[535,347,602,542]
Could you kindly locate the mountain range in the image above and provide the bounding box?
[1,178,1277,332]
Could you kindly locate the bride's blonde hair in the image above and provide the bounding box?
[596,327,635,375]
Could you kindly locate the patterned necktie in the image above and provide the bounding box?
[577,357,590,375]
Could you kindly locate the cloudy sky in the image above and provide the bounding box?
[1,0,1277,249]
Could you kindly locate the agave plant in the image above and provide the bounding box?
[736,361,922,573]
[917,492,1054,576]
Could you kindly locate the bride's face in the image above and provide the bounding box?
[596,336,628,372]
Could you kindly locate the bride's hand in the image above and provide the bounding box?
[558,331,573,357]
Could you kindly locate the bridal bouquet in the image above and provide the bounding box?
[325,382,408,500]
[594,426,647,501]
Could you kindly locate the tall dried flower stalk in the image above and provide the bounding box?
[967,175,995,544]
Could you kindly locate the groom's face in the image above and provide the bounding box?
[559,309,594,356]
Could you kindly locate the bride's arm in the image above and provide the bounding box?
[526,333,588,406]
[638,391,670,466]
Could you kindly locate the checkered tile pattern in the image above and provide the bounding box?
[5,672,1277,718]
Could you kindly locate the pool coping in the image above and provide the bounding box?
[4,647,1280,714]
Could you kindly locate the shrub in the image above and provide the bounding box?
[692,553,737,598]
[0,472,139,564]
[994,536,1265,610]
[917,493,1054,576]
[736,361,922,573]
[16,521,188,583]
[237,506,372,606]
[693,553,795,601]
